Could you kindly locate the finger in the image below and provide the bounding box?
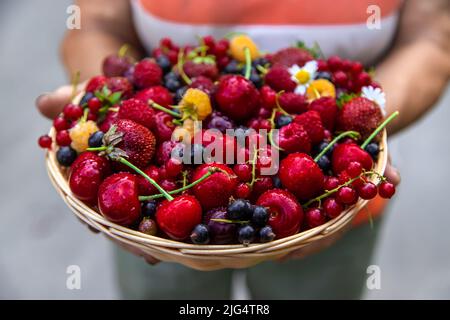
[144,255,160,265]
[36,82,86,119]
[384,159,401,186]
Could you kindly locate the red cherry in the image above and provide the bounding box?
[279,153,324,201]
[378,182,395,199]
[38,135,52,149]
[98,173,141,226]
[251,176,274,201]
[160,179,178,192]
[63,103,83,121]
[165,158,183,178]
[304,208,327,228]
[346,161,363,178]
[56,130,72,146]
[357,182,378,200]
[153,112,176,143]
[156,195,202,240]
[235,183,251,199]
[88,97,102,114]
[191,163,238,210]
[336,186,358,205]
[87,112,98,121]
[332,143,373,174]
[53,117,69,132]
[323,197,344,218]
[136,165,160,196]
[257,107,271,119]
[333,71,348,87]
[256,189,303,239]
[341,59,352,71]
[233,164,252,182]
[324,176,340,190]
[203,35,216,51]
[260,85,277,110]
[69,152,111,205]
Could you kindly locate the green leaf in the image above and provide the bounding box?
[108,92,122,105]
[336,92,358,108]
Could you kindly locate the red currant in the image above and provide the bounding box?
[305,208,327,228]
[323,198,344,219]
[160,37,173,50]
[63,103,83,121]
[53,117,69,132]
[317,59,328,71]
[233,164,252,182]
[346,161,363,178]
[88,97,102,114]
[378,182,395,199]
[336,186,358,205]
[160,179,177,192]
[235,183,251,199]
[357,182,378,200]
[87,112,98,121]
[350,62,363,75]
[341,59,352,71]
[56,130,72,146]
[327,56,342,71]
[324,176,340,190]
[356,72,371,87]
[333,71,348,87]
[165,158,183,178]
[38,135,52,149]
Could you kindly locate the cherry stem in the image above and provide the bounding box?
[150,102,182,118]
[138,168,218,201]
[247,146,259,188]
[244,47,252,80]
[361,111,399,149]
[118,44,129,58]
[274,91,290,115]
[118,157,174,201]
[313,130,360,162]
[210,218,250,225]
[177,51,192,85]
[303,170,383,207]
[86,146,107,152]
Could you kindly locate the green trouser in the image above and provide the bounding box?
[115,218,382,299]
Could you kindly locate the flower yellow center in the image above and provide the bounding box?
[295,70,310,84]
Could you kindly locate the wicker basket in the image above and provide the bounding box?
[46,123,388,271]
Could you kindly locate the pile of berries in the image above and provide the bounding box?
[39,35,397,245]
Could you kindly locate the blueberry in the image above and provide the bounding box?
[249,70,263,88]
[251,206,269,228]
[317,155,331,171]
[174,86,188,104]
[252,57,269,68]
[88,131,104,148]
[165,78,182,92]
[224,60,241,74]
[56,146,77,166]
[190,224,210,244]
[79,92,94,107]
[156,55,171,73]
[141,200,157,218]
[272,175,282,189]
[275,115,293,128]
[227,199,253,220]
[238,225,255,244]
[164,71,180,82]
[315,71,332,81]
[316,140,334,157]
[365,142,379,160]
[259,226,276,242]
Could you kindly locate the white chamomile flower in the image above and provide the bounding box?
[361,86,386,115]
[288,60,318,95]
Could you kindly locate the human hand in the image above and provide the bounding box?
[35,83,86,119]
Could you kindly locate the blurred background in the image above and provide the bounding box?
[0,0,449,299]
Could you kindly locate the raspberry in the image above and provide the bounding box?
[134,86,173,107]
[183,61,219,80]
[69,120,99,152]
[293,110,325,145]
[271,47,313,67]
[278,92,308,114]
[264,66,296,92]
[308,97,338,131]
[277,122,311,153]
[85,76,107,93]
[133,58,163,88]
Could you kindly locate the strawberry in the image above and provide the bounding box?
[279,153,325,201]
[270,47,313,67]
[106,77,133,99]
[215,75,260,121]
[308,97,338,131]
[264,66,296,92]
[279,92,308,114]
[133,58,163,89]
[118,98,155,130]
[109,119,156,170]
[293,110,325,145]
[134,86,173,107]
[183,61,219,80]
[331,143,373,174]
[85,76,107,93]
[336,97,383,140]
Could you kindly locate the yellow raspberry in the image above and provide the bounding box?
[230,35,260,62]
[180,88,212,120]
[306,79,336,101]
[69,120,99,152]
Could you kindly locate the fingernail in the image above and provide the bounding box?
[35,93,50,107]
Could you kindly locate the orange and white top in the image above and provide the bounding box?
[131,0,402,65]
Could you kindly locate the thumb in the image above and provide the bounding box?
[36,82,86,119]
